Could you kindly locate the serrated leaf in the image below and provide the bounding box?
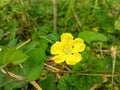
[0,46,29,69]
[78,31,107,44]
[71,56,107,90]
[72,63,102,90]
[22,48,46,81]
[58,74,77,90]
[71,74,102,90]
[41,74,56,90]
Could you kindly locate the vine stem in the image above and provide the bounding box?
[44,63,120,77]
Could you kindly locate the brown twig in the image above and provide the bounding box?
[44,63,61,72]
[16,38,31,49]
[94,49,110,58]
[16,38,31,68]
[48,69,120,77]
[1,68,25,80]
[44,63,120,77]
[94,49,110,52]
[52,0,57,32]
[30,81,42,90]
[72,8,82,30]
[110,46,117,85]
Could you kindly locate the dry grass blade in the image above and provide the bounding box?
[30,81,42,90]
[1,68,25,80]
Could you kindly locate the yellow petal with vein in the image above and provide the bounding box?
[65,53,82,65]
[61,33,73,48]
[72,38,85,53]
[53,54,66,63]
[51,41,64,55]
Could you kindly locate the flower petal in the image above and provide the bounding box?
[65,53,82,65]
[51,41,64,55]
[52,54,66,64]
[61,33,73,42]
[72,38,85,53]
[61,33,73,48]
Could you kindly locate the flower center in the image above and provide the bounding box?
[64,48,71,54]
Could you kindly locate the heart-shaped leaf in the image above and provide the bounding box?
[0,46,28,69]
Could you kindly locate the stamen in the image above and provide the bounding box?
[64,48,71,54]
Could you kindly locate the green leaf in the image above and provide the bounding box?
[47,32,59,42]
[58,74,77,90]
[7,39,17,47]
[0,71,6,86]
[71,56,109,90]
[37,39,48,50]
[71,74,102,90]
[114,16,120,30]
[78,31,107,44]
[40,74,56,90]
[22,48,46,81]
[8,21,17,40]
[72,63,102,90]
[0,69,27,90]
[4,80,27,90]
[0,46,29,69]
[22,41,37,53]
[0,29,4,37]
[32,33,39,41]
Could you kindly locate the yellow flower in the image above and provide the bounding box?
[50,33,86,65]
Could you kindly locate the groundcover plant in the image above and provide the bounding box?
[0,0,120,90]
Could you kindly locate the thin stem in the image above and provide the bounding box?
[52,0,57,32]
[44,63,120,77]
[39,36,54,44]
[48,69,120,77]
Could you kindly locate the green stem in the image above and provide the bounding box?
[93,0,98,16]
